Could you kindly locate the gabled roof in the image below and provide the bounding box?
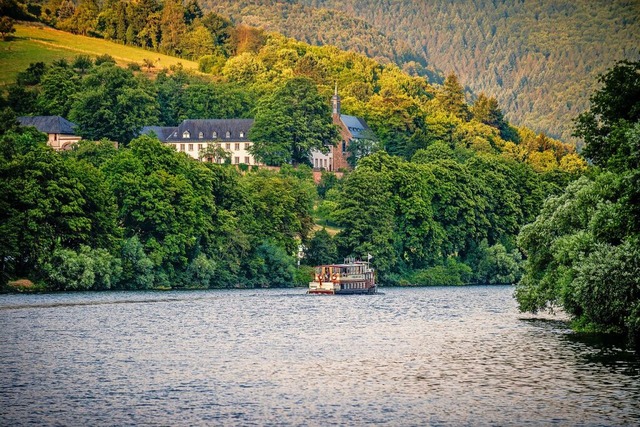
[339,114,374,140]
[141,126,178,141]
[166,119,255,142]
[18,116,77,135]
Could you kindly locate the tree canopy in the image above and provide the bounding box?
[516,60,640,351]
[249,76,339,166]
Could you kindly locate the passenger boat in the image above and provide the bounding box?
[308,258,377,295]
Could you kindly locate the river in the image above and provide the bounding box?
[1,286,639,426]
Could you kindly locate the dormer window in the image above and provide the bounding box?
[198,132,203,139]
[239,131,245,138]
[226,131,231,138]
[212,131,217,139]
[182,131,190,139]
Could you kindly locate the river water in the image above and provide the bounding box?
[1,286,638,426]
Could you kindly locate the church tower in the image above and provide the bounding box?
[331,82,341,116]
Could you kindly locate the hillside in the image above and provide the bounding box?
[204,0,640,144]
[0,24,199,86]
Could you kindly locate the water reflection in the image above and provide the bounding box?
[1,287,639,426]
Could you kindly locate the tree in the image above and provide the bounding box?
[69,63,159,145]
[0,16,16,40]
[304,229,338,266]
[0,128,119,281]
[160,0,187,55]
[37,63,79,116]
[575,59,640,172]
[436,73,470,121]
[249,77,339,166]
[103,135,216,284]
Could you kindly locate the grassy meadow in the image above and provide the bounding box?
[0,23,199,87]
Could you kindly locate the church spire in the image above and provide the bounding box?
[332,82,341,116]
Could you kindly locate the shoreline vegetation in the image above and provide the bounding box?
[0,2,637,349]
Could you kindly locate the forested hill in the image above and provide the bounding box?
[203,0,640,144]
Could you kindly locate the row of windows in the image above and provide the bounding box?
[210,156,252,165]
[182,130,245,139]
[178,143,251,152]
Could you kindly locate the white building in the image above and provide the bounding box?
[142,119,261,166]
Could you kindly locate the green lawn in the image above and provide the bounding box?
[0,23,199,87]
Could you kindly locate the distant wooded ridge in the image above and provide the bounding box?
[203,0,640,145]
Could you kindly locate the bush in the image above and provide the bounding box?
[293,265,314,287]
[119,236,154,290]
[181,254,216,289]
[43,246,122,291]
[409,258,472,286]
[245,241,296,288]
[198,54,226,74]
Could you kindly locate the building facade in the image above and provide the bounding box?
[142,119,261,166]
[18,116,82,151]
[310,88,375,171]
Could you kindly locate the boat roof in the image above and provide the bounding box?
[316,262,369,268]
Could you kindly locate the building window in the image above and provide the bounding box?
[226,131,231,138]
[212,131,217,139]
[180,144,185,152]
[245,143,250,150]
[235,143,240,150]
[225,143,230,150]
[342,140,346,151]
[198,132,203,139]
[314,159,318,168]
[245,156,250,164]
[240,131,244,138]
[234,156,240,164]
[198,144,203,151]
[182,131,190,139]
[188,144,193,151]
[324,159,327,168]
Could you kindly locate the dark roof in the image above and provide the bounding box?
[18,116,77,135]
[141,126,178,141]
[165,119,255,142]
[340,115,375,140]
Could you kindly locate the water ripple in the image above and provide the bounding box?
[1,287,639,426]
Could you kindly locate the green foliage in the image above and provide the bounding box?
[0,16,17,40]
[118,236,154,289]
[16,61,47,86]
[468,240,523,285]
[517,61,640,349]
[408,258,472,286]
[304,229,338,266]
[575,60,640,172]
[0,128,120,282]
[239,168,316,254]
[316,170,339,199]
[69,63,159,145]
[43,245,122,291]
[246,240,296,288]
[249,76,339,166]
[293,265,314,287]
[207,0,640,145]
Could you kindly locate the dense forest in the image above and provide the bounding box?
[1,0,639,350]
[1,0,587,293]
[202,0,640,144]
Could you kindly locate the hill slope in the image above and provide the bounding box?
[0,24,199,86]
[204,0,640,143]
